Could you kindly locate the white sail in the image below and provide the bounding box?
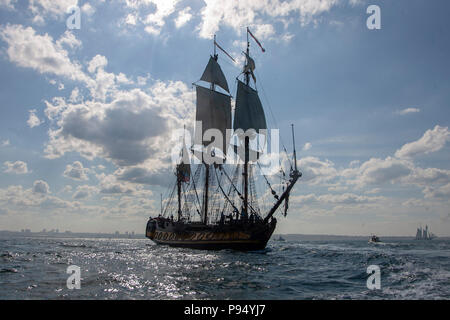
[200,56,230,93]
[416,227,422,240]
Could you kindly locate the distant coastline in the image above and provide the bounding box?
[0,230,145,239]
[1,230,448,241]
[275,234,450,241]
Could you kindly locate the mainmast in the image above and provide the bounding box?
[203,51,218,225]
[243,29,251,219]
[176,126,190,222]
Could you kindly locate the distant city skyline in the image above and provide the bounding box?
[0,0,449,236]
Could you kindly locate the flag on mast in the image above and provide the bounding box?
[247,28,266,53]
[214,39,235,62]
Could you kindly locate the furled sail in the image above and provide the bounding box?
[233,80,267,133]
[200,56,230,93]
[195,85,232,157]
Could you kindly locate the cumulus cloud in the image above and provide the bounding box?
[97,173,135,194]
[115,166,171,187]
[27,109,42,128]
[3,161,29,174]
[404,167,450,187]
[197,0,339,39]
[395,125,450,158]
[44,80,194,171]
[32,180,50,194]
[297,157,337,184]
[0,24,91,84]
[123,0,181,35]
[0,0,17,10]
[342,156,412,187]
[29,0,78,24]
[175,7,192,28]
[423,183,450,200]
[81,3,95,16]
[56,31,82,49]
[63,161,89,180]
[72,185,98,199]
[0,184,86,216]
[87,54,108,74]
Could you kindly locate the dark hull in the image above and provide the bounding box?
[146,218,276,251]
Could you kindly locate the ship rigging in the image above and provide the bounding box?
[146,28,302,250]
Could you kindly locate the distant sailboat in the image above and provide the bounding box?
[415,225,436,240]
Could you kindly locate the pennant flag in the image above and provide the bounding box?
[284,192,289,217]
[247,28,266,53]
[214,40,235,62]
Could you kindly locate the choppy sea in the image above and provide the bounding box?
[1,235,449,299]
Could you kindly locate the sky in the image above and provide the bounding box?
[0,0,449,236]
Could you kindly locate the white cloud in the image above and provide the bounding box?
[198,0,339,39]
[63,161,89,180]
[3,161,29,174]
[125,13,137,25]
[396,107,420,115]
[32,180,50,194]
[395,125,450,158]
[0,24,91,84]
[69,87,81,103]
[81,3,95,16]
[87,54,108,74]
[56,31,82,49]
[423,183,450,200]
[0,0,17,10]
[175,7,192,28]
[44,80,194,174]
[97,173,135,194]
[27,109,42,128]
[342,156,413,188]
[123,0,181,35]
[290,192,384,205]
[73,185,98,199]
[302,142,312,151]
[297,156,337,184]
[29,0,78,23]
[1,139,10,147]
[116,73,133,85]
[143,0,180,34]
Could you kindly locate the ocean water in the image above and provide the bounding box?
[1,236,449,300]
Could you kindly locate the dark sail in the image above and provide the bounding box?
[200,56,230,93]
[233,80,267,133]
[195,86,231,157]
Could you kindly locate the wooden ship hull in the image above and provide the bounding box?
[146,218,276,251]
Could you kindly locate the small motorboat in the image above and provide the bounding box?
[369,235,380,243]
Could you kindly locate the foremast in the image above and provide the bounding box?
[195,36,233,224]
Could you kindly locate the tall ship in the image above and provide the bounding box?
[145,28,301,250]
[415,225,436,240]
